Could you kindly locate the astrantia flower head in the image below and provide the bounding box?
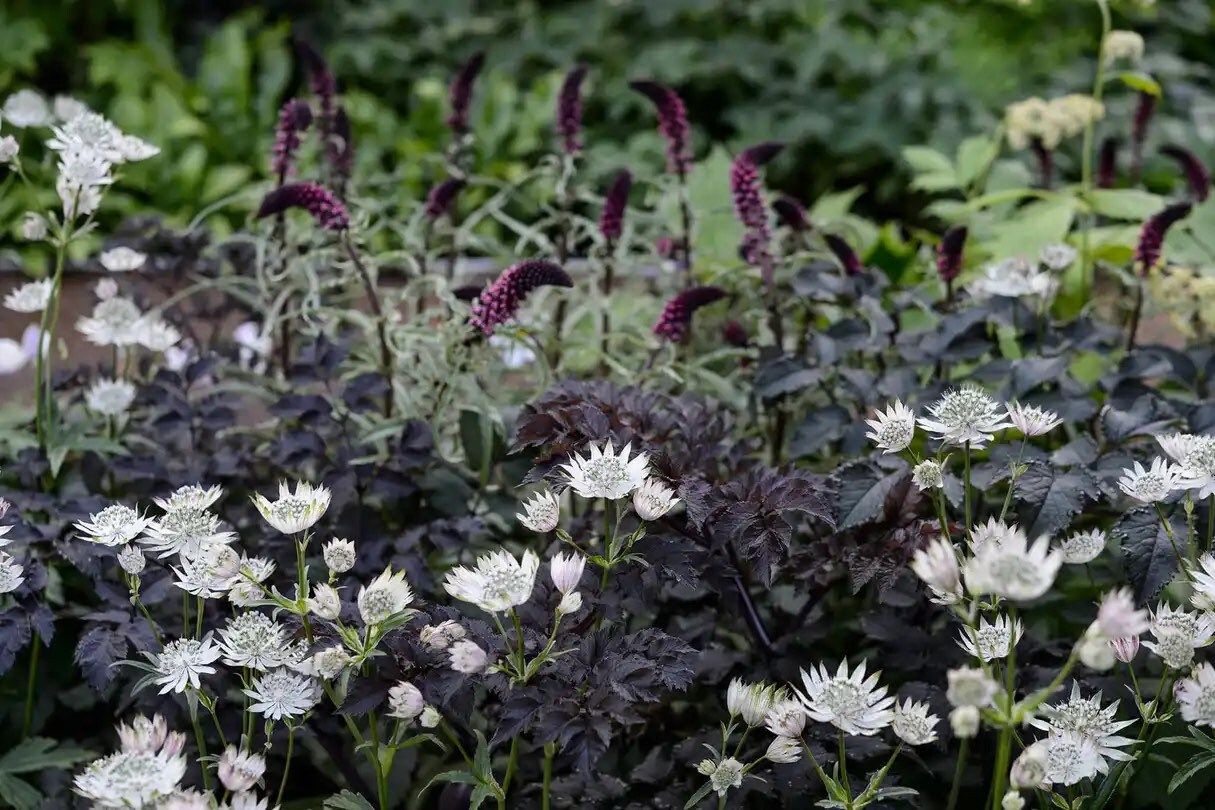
[1059,529,1107,564]
[20,212,48,241]
[1011,744,1048,790]
[76,504,153,547]
[971,257,1055,300]
[633,478,679,520]
[256,182,349,231]
[244,668,320,720]
[225,554,274,607]
[561,441,650,501]
[1096,587,1149,639]
[219,612,290,671]
[629,80,691,175]
[946,666,1000,708]
[1111,635,1140,663]
[958,614,1023,661]
[549,551,585,594]
[865,400,916,453]
[387,681,426,721]
[149,635,222,694]
[1170,434,1215,499]
[3,89,50,127]
[308,582,342,620]
[1102,30,1144,66]
[518,490,560,533]
[1117,458,1182,503]
[449,639,489,674]
[469,260,572,336]
[764,697,806,738]
[447,51,485,135]
[420,619,466,651]
[652,285,727,342]
[963,529,1061,601]
[726,679,784,728]
[3,279,52,313]
[56,145,114,217]
[892,698,939,746]
[1191,554,1215,611]
[443,548,539,613]
[918,386,1011,448]
[1029,682,1135,773]
[599,168,632,242]
[0,135,17,164]
[311,645,352,680]
[765,736,802,763]
[1039,731,1103,786]
[1136,202,1191,272]
[251,480,331,535]
[118,543,146,575]
[1006,402,1063,437]
[970,518,1023,554]
[706,757,744,797]
[910,537,963,604]
[322,537,356,573]
[155,484,223,513]
[555,64,587,154]
[1175,663,1215,727]
[911,459,945,491]
[77,296,143,346]
[99,246,146,273]
[116,715,185,757]
[74,749,187,808]
[793,659,895,736]
[0,554,25,594]
[137,319,182,353]
[357,567,415,624]
[173,542,241,598]
[1040,243,1078,270]
[1144,602,1215,668]
[217,747,266,793]
[950,705,981,738]
[86,378,137,417]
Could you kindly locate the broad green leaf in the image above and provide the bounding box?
[322,790,377,810]
[1117,71,1162,97]
[1169,753,1215,794]
[982,196,1075,260]
[955,135,999,187]
[0,738,92,773]
[809,186,864,222]
[903,146,955,176]
[1088,189,1164,220]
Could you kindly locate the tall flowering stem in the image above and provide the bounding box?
[33,229,72,454]
[631,80,694,281]
[1079,0,1113,296]
[555,64,587,156]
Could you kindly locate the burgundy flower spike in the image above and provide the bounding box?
[556,65,588,155]
[1096,137,1119,189]
[731,143,783,267]
[824,234,864,277]
[1160,145,1211,202]
[653,285,727,343]
[448,51,486,135]
[936,226,968,284]
[630,80,692,176]
[1135,202,1192,272]
[599,169,633,243]
[773,196,811,232]
[257,182,350,231]
[425,178,466,220]
[470,260,572,335]
[271,99,313,182]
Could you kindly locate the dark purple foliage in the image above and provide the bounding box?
[448,51,486,135]
[599,169,632,243]
[630,80,691,176]
[271,99,313,182]
[772,195,811,232]
[824,234,864,277]
[1097,137,1119,188]
[1135,202,1191,272]
[1161,145,1211,202]
[936,225,967,284]
[470,260,572,335]
[556,65,588,155]
[652,285,726,343]
[257,182,350,231]
[425,178,466,220]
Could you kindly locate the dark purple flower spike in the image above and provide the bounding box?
[257,182,350,231]
[1161,145,1211,202]
[1135,202,1191,273]
[448,51,486,135]
[297,39,336,134]
[271,99,313,183]
[470,260,572,335]
[936,226,968,284]
[630,80,692,176]
[731,143,783,271]
[653,285,727,343]
[425,178,466,220]
[556,65,588,155]
[773,196,811,232]
[1097,137,1119,189]
[722,319,750,348]
[1131,92,1156,182]
[331,107,354,184]
[599,169,633,243]
[824,234,864,277]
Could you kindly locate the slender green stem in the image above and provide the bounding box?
[34,234,71,451]
[837,730,851,801]
[989,607,1018,810]
[963,442,974,540]
[21,641,40,737]
[998,439,1027,523]
[295,533,314,642]
[189,702,212,791]
[276,726,295,806]
[183,591,191,638]
[542,741,555,810]
[502,736,520,800]
[369,712,388,810]
[194,596,204,638]
[1206,493,1214,553]
[947,738,969,810]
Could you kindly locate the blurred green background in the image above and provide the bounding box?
[0,0,1211,236]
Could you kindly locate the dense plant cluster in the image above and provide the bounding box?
[4,2,1215,809]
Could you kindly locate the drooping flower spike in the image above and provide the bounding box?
[469,260,572,336]
[599,169,632,243]
[630,79,692,176]
[772,195,811,232]
[936,225,967,285]
[556,64,588,155]
[1160,145,1211,202]
[652,285,727,343]
[256,182,350,231]
[447,51,486,135]
[1096,136,1119,188]
[824,233,864,277]
[270,98,313,181]
[424,178,465,220]
[730,142,782,268]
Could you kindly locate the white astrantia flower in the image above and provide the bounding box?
[3,89,50,127]
[910,537,963,605]
[1029,682,1135,773]
[1078,623,1116,671]
[47,111,125,160]
[1059,529,1106,565]
[149,636,222,694]
[918,386,1012,448]
[244,668,320,720]
[77,296,143,346]
[227,792,270,810]
[971,257,1056,300]
[0,337,31,375]
[99,246,147,272]
[75,504,154,547]
[1011,743,1048,790]
[1096,588,1149,639]
[56,145,113,218]
[970,518,1023,554]
[0,135,17,164]
[116,714,185,756]
[228,555,276,607]
[1110,635,1140,663]
[1040,730,1103,786]
[1039,243,1078,270]
[54,95,90,121]
[311,646,352,680]
[20,212,48,241]
[865,400,916,453]
[946,666,1000,708]
[633,478,680,520]
[154,484,223,513]
[172,542,240,598]
[765,736,802,764]
[764,698,806,738]
[1191,554,1215,611]
[958,614,1023,661]
[419,620,466,651]
[793,659,895,736]
[0,553,25,594]
[234,321,272,372]
[1144,603,1215,669]
[387,681,425,721]
[726,679,784,728]
[707,757,744,796]
[449,639,489,674]
[219,612,290,671]
[1118,458,1183,503]
[1157,432,1199,465]
[517,490,560,532]
[950,705,980,738]
[420,706,441,729]
[1172,435,1215,499]
[251,481,331,535]
[86,378,137,417]
[963,529,1061,601]
[117,134,160,162]
[118,543,146,575]
[308,583,342,620]
[1006,402,1063,437]
[0,499,11,546]
[95,278,118,301]
[556,591,583,615]
[73,749,187,808]
[911,459,944,491]
[217,747,266,793]
[137,319,181,353]
[443,547,539,613]
[3,279,53,313]
[357,567,414,625]
[891,698,939,746]
[1175,663,1215,728]
[550,551,586,594]
[560,441,650,500]
[322,538,356,573]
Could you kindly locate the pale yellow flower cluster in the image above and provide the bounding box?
[1148,266,1215,339]
[1005,95,1105,151]
[1102,30,1145,67]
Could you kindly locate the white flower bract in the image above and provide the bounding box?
[518,490,560,532]
[633,477,680,520]
[357,568,414,625]
[1118,458,1182,503]
[560,441,650,500]
[963,529,1061,601]
[3,280,53,313]
[958,614,1023,661]
[918,386,1012,448]
[1059,529,1106,565]
[244,668,320,720]
[149,636,222,694]
[891,698,939,746]
[76,504,153,547]
[251,481,331,535]
[443,548,539,613]
[792,659,894,736]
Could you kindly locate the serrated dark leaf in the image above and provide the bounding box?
[1116,507,1182,604]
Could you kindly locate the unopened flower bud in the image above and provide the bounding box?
[1111,635,1140,663]
[950,705,980,738]
[556,590,583,616]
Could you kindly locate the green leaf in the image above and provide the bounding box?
[1088,189,1164,220]
[683,782,714,809]
[955,135,999,187]
[1169,753,1215,794]
[679,146,743,270]
[1117,71,1162,98]
[0,773,42,810]
[0,738,92,773]
[322,790,377,810]
[903,146,954,176]
[809,186,864,222]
